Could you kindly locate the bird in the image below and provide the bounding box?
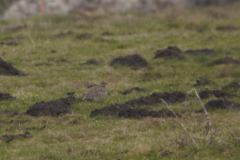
[83,81,108,102]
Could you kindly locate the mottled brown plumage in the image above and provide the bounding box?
[83,81,108,102]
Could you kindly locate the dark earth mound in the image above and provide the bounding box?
[1,131,32,143]
[26,98,72,116]
[216,25,240,31]
[199,90,233,99]
[0,93,14,101]
[120,87,149,95]
[153,46,185,59]
[193,78,213,87]
[102,32,114,36]
[184,49,215,55]
[90,91,186,118]
[212,57,240,65]
[0,57,26,76]
[118,108,176,119]
[76,33,93,40]
[0,41,19,46]
[79,59,99,65]
[52,31,74,38]
[110,54,148,69]
[222,82,240,90]
[50,50,57,53]
[196,99,240,112]
[196,99,240,113]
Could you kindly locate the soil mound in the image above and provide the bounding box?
[193,78,212,87]
[26,98,72,116]
[76,33,93,40]
[110,54,148,69]
[212,57,240,65]
[90,91,186,118]
[216,26,240,31]
[118,108,176,119]
[102,32,114,36]
[153,46,184,59]
[1,131,32,143]
[0,57,25,76]
[184,49,215,55]
[204,99,240,111]
[79,59,99,65]
[120,87,149,95]
[196,99,240,113]
[199,90,232,99]
[0,93,14,101]
[222,82,240,90]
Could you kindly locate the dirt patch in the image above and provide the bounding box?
[193,78,213,87]
[153,46,185,59]
[26,98,72,116]
[0,42,19,46]
[184,49,215,55]
[216,25,240,31]
[90,91,186,118]
[57,58,67,63]
[118,108,176,119]
[120,87,149,95]
[222,82,240,90]
[0,93,14,101]
[52,31,74,38]
[50,50,57,53]
[110,54,148,69]
[199,90,233,99]
[102,32,114,36]
[1,131,33,143]
[196,99,240,112]
[79,59,99,65]
[212,57,240,65]
[0,57,26,76]
[76,33,93,40]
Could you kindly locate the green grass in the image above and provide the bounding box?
[1,4,240,159]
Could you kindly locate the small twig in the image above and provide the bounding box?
[161,99,199,149]
[188,88,215,144]
[28,34,36,45]
[226,126,237,143]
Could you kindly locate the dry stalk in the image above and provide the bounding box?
[161,99,199,149]
[226,126,237,143]
[188,88,215,144]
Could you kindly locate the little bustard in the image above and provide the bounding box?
[83,81,108,102]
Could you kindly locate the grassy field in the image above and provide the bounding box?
[0,4,240,159]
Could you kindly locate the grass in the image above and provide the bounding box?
[1,4,240,159]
